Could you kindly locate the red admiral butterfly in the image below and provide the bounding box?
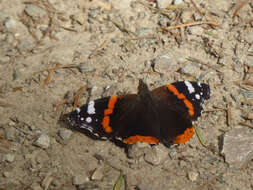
[64,80,210,147]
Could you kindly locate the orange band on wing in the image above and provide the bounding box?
[167,84,194,116]
[123,135,159,144]
[101,96,118,133]
[173,127,194,144]
[101,116,112,133]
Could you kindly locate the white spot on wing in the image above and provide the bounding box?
[197,82,202,87]
[86,117,92,123]
[115,137,122,141]
[184,81,195,94]
[195,94,200,99]
[75,107,81,113]
[80,125,94,133]
[87,101,96,114]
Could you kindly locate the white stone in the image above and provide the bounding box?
[188,171,199,181]
[157,0,173,9]
[34,134,50,149]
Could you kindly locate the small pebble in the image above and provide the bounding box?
[17,40,35,53]
[41,175,54,190]
[127,142,150,159]
[3,171,11,178]
[144,145,169,165]
[73,174,89,185]
[30,183,43,190]
[152,55,179,74]
[188,171,199,181]
[77,182,99,190]
[4,154,15,162]
[51,179,61,187]
[193,13,202,21]
[156,0,172,9]
[77,62,96,73]
[91,167,105,181]
[33,134,50,149]
[173,0,183,5]
[24,4,47,19]
[246,112,253,120]
[4,127,16,141]
[4,18,17,31]
[58,129,73,140]
[180,63,202,78]
[189,26,203,36]
[221,128,253,168]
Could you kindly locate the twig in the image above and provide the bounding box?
[204,108,226,113]
[161,21,219,31]
[33,64,79,75]
[233,80,252,91]
[233,0,250,18]
[242,80,253,87]
[0,101,15,108]
[73,85,88,109]
[55,98,67,112]
[88,41,108,59]
[190,0,204,16]
[239,122,253,129]
[43,68,55,88]
[110,19,136,37]
[187,57,222,73]
[59,25,78,32]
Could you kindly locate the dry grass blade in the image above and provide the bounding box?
[0,101,15,107]
[60,25,78,32]
[195,126,207,148]
[73,85,87,110]
[55,98,67,112]
[89,41,108,59]
[33,64,79,75]
[187,57,222,73]
[161,21,219,31]
[190,0,204,16]
[110,19,136,37]
[114,172,124,190]
[233,0,250,18]
[43,68,55,88]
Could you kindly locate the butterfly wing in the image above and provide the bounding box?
[152,81,210,144]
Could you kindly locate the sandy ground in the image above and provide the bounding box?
[1,0,253,189]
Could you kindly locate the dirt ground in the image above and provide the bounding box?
[1,0,253,189]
